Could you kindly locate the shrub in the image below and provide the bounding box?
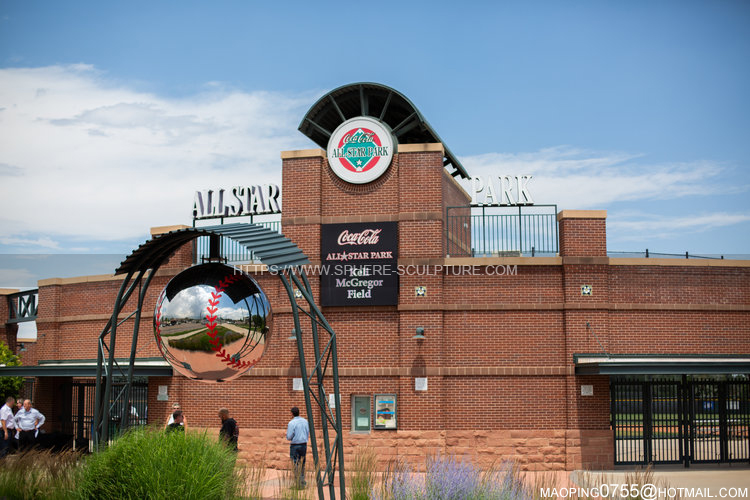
[74,427,241,500]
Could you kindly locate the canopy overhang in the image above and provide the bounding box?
[299,82,470,179]
[574,354,750,375]
[0,358,172,377]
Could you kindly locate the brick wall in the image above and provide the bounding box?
[12,147,750,472]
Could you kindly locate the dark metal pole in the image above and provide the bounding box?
[120,269,157,428]
[94,272,133,446]
[290,272,334,498]
[297,271,346,499]
[279,271,325,500]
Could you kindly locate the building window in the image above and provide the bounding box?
[352,395,371,432]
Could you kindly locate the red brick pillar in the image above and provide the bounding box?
[557,210,613,469]
[280,149,324,260]
[0,289,19,351]
[557,210,607,257]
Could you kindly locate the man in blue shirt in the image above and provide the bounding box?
[286,407,309,487]
[14,399,45,451]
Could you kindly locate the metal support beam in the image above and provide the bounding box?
[93,224,344,500]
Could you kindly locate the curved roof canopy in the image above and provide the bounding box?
[299,82,469,179]
[116,223,309,275]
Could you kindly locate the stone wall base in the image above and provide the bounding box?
[197,427,614,471]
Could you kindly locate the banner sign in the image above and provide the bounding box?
[320,222,398,306]
[327,116,395,184]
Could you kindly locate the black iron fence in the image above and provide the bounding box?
[611,376,750,466]
[71,379,148,451]
[446,205,559,257]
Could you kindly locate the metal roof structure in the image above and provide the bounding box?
[298,82,470,179]
[117,222,309,275]
[0,358,172,377]
[574,354,750,375]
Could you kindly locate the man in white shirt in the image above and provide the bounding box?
[14,399,45,451]
[0,396,16,458]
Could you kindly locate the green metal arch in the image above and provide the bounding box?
[96,223,345,499]
[116,222,310,275]
[298,82,469,179]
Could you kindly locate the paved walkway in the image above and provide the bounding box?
[248,465,750,499]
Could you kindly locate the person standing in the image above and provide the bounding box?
[218,408,238,451]
[164,402,187,430]
[0,397,16,458]
[286,407,309,487]
[14,400,45,451]
[166,410,185,433]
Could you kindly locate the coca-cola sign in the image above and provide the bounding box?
[337,229,382,246]
[321,222,398,306]
[326,116,395,184]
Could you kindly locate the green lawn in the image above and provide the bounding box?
[167,326,244,352]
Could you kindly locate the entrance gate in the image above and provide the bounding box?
[72,379,148,450]
[611,377,750,466]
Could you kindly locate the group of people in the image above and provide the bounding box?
[0,396,46,457]
[162,403,310,488]
[3,395,311,487]
[162,403,239,452]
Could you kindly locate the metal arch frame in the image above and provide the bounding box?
[93,224,345,500]
[298,81,470,179]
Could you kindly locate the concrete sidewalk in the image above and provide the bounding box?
[569,467,750,499]
[251,466,750,499]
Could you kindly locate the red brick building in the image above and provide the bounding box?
[1,83,748,470]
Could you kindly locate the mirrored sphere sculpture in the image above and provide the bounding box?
[154,263,272,382]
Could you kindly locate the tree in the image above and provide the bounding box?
[251,314,265,330]
[0,341,23,401]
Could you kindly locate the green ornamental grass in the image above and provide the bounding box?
[74,427,241,500]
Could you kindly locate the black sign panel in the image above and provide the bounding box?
[320,222,398,306]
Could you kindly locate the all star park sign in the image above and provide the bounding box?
[327,116,395,184]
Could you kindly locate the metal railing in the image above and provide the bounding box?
[446,205,559,257]
[608,250,730,260]
[194,219,282,264]
[7,289,38,323]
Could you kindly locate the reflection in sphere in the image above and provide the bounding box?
[154,263,272,383]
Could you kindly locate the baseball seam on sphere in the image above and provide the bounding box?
[206,274,259,370]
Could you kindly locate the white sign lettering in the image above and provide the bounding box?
[193,184,281,219]
[470,175,534,206]
[337,229,382,246]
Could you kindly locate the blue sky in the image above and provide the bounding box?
[1,1,749,287]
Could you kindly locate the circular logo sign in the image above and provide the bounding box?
[327,117,395,184]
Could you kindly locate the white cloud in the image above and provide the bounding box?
[608,212,750,241]
[163,285,250,321]
[0,65,313,245]
[459,146,739,209]
[0,267,37,288]
[0,236,60,250]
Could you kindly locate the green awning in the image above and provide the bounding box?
[574,354,750,375]
[0,358,172,377]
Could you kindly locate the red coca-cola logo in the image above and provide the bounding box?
[337,229,382,246]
